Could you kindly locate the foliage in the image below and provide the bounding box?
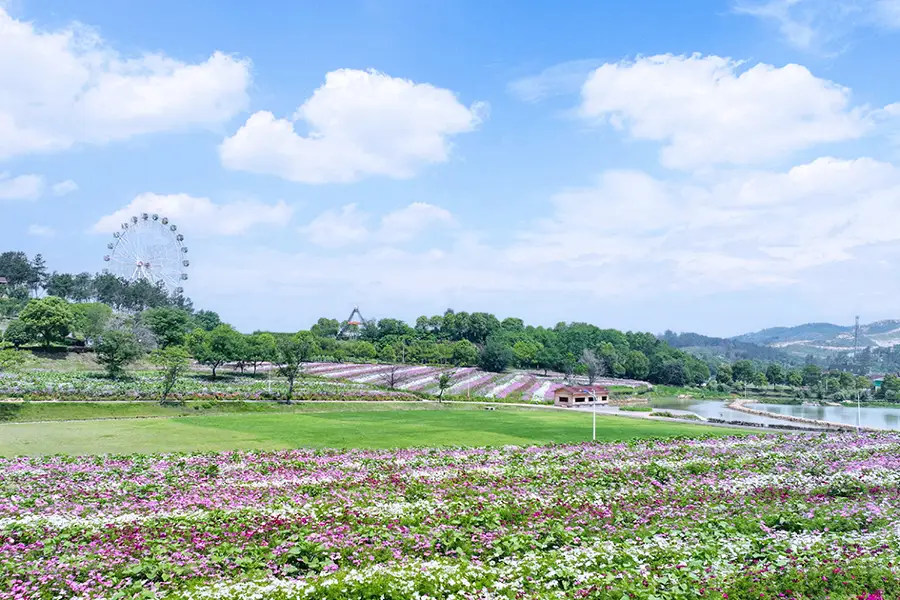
[149,345,191,404]
[0,344,26,372]
[194,309,222,332]
[95,330,145,377]
[478,337,513,373]
[275,332,320,401]
[2,319,33,349]
[188,324,243,378]
[18,296,74,347]
[70,302,113,345]
[140,307,192,347]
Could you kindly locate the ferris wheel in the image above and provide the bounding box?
[103,213,189,293]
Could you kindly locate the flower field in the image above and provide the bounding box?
[305,362,648,400]
[2,433,899,599]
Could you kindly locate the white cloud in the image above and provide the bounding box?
[300,204,370,248]
[509,157,900,288]
[378,202,455,242]
[0,172,43,200]
[0,8,251,160]
[27,224,54,237]
[92,193,293,237]
[51,179,78,196]
[733,1,900,50]
[579,54,877,170]
[300,202,456,247]
[220,68,485,183]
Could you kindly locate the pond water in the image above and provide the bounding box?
[648,398,820,428]
[746,402,900,431]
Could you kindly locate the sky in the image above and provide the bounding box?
[3,0,900,337]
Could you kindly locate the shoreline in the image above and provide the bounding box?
[728,398,882,432]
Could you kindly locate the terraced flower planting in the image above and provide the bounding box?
[2,433,898,599]
[306,362,648,400]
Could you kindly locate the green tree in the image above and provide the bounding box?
[478,337,513,373]
[731,360,756,383]
[787,370,803,387]
[716,363,734,385]
[95,330,145,378]
[276,332,320,401]
[535,345,561,376]
[18,296,74,347]
[149,345,191,404]
[245,332,277,374]
[71,303,113,346]
[310,317,340,338]
[752,371,769,388]
[378,344,397,363]
[802,364,823,387]
[765,363,784,387]
[512,339,541,368]
[437,372,452,402]
[3,319,33,349]
[622,350,650,380]
[194,310,222,332]
[451,340,478,366]
[188,324,242,378]
[579,348,605,384]
[141,307,192,348]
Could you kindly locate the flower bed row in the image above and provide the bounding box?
[2,433,899,599]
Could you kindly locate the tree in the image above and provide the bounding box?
[379,364,403,389]
[752,371,769,388]
[194,310,222,332]
[275,333,320,401]
[95,330,145,378]
[29,254,48,296]
[512,339,541,368]
[3,319,33,349]
[0,251,36,288]
[245,332,277,374]
[623,350,650,380]
[71,303,112,346]
[787,370,803,388]
[437,372,452,402]
[579,348,605,385]
[141,307,192,348]
[18,296,74,347]
[451,340,478,366]
[478,337,513,373]
[765,363,784,388]
[802,364,823,387]
[378,344,397,363]
[716,363,734,385]
[732,360,756,383]
[310,317,340,338]
[149,346,191,404]
[535,345,560,376]
[45,272,75,299]
[188,324,242,378]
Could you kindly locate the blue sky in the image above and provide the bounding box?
[3,0,900,336]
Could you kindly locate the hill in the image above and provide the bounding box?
[732,319,900,359]
[659,331,797,365]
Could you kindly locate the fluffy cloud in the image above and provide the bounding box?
[220,69,485,183]
[92,193,293,237]
[0,8,250,160]
[579,54,878,170]
[0,172,42,200]
[51,180,78,196]
[27,224,55,237]
[509,157,900,288]
[300,202,455,247]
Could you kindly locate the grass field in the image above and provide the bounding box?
[0,403,745,456]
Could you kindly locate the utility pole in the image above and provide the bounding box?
[854,315,861,374]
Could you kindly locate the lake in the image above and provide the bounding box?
[746,402,900,431]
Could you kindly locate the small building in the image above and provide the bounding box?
[554,385,610,408]
[0,276,7,298]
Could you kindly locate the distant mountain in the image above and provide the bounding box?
[659,331,797,365]
[732,320,900,359]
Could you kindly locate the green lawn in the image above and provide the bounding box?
[0,404,746,456]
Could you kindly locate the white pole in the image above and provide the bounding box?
[857,389,861,433]
[592,392,597,441]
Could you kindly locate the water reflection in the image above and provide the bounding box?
[746,402,900,431]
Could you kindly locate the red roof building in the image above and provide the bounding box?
[553,385,609,407]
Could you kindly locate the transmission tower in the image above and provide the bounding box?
[337,306,367,339]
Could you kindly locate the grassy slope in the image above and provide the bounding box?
[0,404,745,456]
